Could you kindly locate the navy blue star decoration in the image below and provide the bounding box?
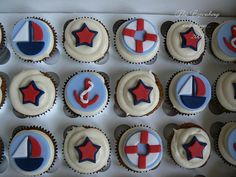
[180,27,201,51]
[74,137,101,163]
[71,23,98,47]
[128,79,153,105]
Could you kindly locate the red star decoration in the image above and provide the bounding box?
[74,137,101,163]
[72,23,98,47]
[180,27,201,51]
[183,136,207,160]
[19,80,45,106]
[128,79,153,105]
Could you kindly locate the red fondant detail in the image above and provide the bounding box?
[232,25,236,37]
[187,140,205,159]
[132,82,152,102]
[124,146,138,154]
[148,145,161,153]
[137,19,144,31]
[140,131,148,144]
[28,136,41,158]
[73,78,99,108]
[234,143,236,151]
[122,28,136,37]
[195,77,206,97]
[76,26,96,44]
[184,31,200,49]
[31,21,43,41]
[224,37,236,52]
[138,155,146,169]
[136,40,143,53]
[79,141,98,161]
[145,33,157,41]
[21,84,41,104]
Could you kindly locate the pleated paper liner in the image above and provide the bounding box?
[0,23,10,65]
[114,124,162,173]
[62,125,111,174]
[62,70,110,118]
[12,71,59,118]
[11,16,58,64]
[0,73,7,110]
[114,69,164,117]
[160,20,206,65]
[113,18,159,65]
[210,121,236,168]
[209,70,236,115]
[62,17,110,64]
[9,125,58,176]
[164,122,211,169]
[206,21,236,64]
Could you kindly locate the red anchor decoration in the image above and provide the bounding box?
[223,25,236,52]
[73,78,99,108]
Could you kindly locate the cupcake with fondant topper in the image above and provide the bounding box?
[207,20,236,63]
[0,75,7,110]
[161,20,206,64]
[63,125,111,174]
[115,70,163,117]
[115,125,163,172]
[166,70,211,115]
[167,123,211,169]
[0,23,6,50]
[63,17,109,63]
[114,18,160,64]
[11,17,57,62]
[9,69,57,117]
[215,122,236,167]
[9,126,57,176]
[63,71,110,117]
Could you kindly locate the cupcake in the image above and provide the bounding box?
[163,21,205,64]
[63,71,109,117]
[0,75,6,109]
[9,126,57,176]
[63,126,111,174]
[216,122,236,167]
[213,71,236,113]
[210,20,236,62]
[115,70,163,117]
[63,17,109,63]
[0,23,6,50]
[169,123,211,168]
[9,69,56,117]
[11,17,57,62]
[116,125,163,172]
[167,70,211,115]
[114,18,160,64]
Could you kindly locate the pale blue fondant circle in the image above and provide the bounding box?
[9,130,54,173]
[12,18,53,57]
[227,128,236,160]
[175,72,211,111]
[65,73,107,113]
[217,21,236,57]
[120,18,158,55]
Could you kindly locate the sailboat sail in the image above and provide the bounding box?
[12,136,28,158]
[179,76,193,96]
[13,21,29,42]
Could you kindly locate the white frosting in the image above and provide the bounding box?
[64,18,109,62]
[64,127,110,174]
[216,72,236,111]
[115,21,160,63]
[0,77,2,105]
[116,71,160,116]
[212,22,236,62]
[169,71,206,114]
[166,21,205,62]
[171,127,211,169]
[9,69,56,116]
[218,122,236,166]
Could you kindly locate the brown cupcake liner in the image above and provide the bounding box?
[11,16,58,63]
[12,71,58,118]
[113,18,159,65]
[0,137,4,165]
[0,23,6,50]
[210,70,236,114]
[114,124,162,173]
[0,75,7,110]
[62,17,110,64]
[9,125,58,176]
[62,125,111,174]
[161,20,206,65]
[166,123,210,168]
[114,69,164,117]
[62,70,110,118]
[213,121,236,168]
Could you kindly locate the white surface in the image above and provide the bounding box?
[0,13,235,177]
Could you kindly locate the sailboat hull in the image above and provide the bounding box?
[17,41,45,55]
[15,158,44,171]
[180,95,206,109]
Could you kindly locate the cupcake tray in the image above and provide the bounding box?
[0,13,235,177]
